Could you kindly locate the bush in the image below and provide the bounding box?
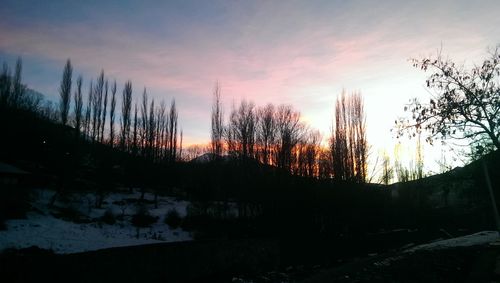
[131,205,157,227]
[165,209,182,229]
[52,206,91,223]
[100,208,116,225]
[0,189,30,223]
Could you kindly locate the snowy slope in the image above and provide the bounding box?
[406,231,499,252]
[0,189,192,254]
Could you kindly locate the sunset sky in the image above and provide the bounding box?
[1,0,500,172]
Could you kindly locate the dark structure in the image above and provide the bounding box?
[0,162,29,187]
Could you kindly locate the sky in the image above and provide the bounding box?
[1,0,500,173]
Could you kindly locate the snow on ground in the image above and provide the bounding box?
[0,189,192,254]
[406,231,500,252]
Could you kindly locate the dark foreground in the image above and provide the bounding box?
[299,244,500,283]
[1,238,500,283]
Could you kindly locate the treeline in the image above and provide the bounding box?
[1,58,182,164]
[210,83,368,182]
[0,58,45,113]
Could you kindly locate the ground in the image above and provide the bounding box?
[229,232,500,283]
[0,188,192,254]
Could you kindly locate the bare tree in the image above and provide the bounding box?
[257,104,276,165]
[140,88,149,156]
[168,99,178,162]
[92,71,105,141]
[226,103,237,157]
[179,129,183,162]
[397,47,500,156]
[380,152,393,185]
[59,59,72,126]
[331,90,367,182]
[109,80,117,147]
[155,101,166,161]
[211,82,224,159]
[0,63,12,106]
[351,92,367,182]
[148,98,156,159]
[227,100,258,160]
[274,104,303,171]
[120,80,133,151]
[83,81,93,138]
[132,102,138,155]
[73,75,83,134]
[304,130,321,177]
[12,57,24,108]
[317,148,333,179]
[100,79,109,143]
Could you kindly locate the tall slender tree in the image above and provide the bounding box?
[331,90,367,182]
[257,104,276,165]
[132,102,138,155]
[211,82,224,159]
[168,99,178,162]
[73,75,83,134]
[83,81,93,137]
[228,100,258,160]
[12,57,24,107]
[59,59,73,126]
[274,104,303,171]
[0,63,12,106]
[140,88,149,156]
[120,80,133,151]
[109,80,117,147]
[148,99,156,159]
[92,71,105,141]
[100,79,109,143]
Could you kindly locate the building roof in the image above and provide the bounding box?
[0,162,29,175]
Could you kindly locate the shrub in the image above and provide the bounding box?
[0,189,30,223]
[100,208,116,225]
[131,205,157,227]
[165,209,182,229]
[53,206,91,223]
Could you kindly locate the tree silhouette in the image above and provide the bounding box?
[120,80,133,151]
[304,130,321,178]
[257,104,276,165]
[109,80,117,147]
[380,152,393,185]
[155,101,166,162]
[83,81,93,138]
[92,71,105,142]
[12,57,24,108]
[148,98,156,159]
[100,79,109,143]
[274,104,303,172]
[73,75,83,134]
[211,82,224,159]
[167,99,178,162]
[227,100,258,160]
[397,47,500,156]
[0,63,12,106]
[132,102,139,155]
[331,90,367,182]
[59,59,72,126]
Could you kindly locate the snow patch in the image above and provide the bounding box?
[0,189,192,254]
[406,231,499,252]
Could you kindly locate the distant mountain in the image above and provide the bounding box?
[25,88,46,99]
[390,150,500,214]
[190,153,216,163]
[189,153,236,163]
